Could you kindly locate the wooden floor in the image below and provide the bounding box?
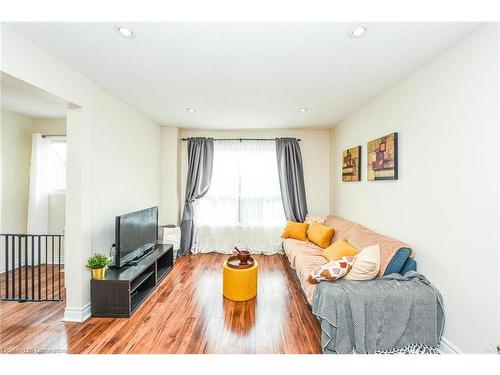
[0,264,63,301]
[0,253,321,354]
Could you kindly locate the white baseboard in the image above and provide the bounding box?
[46,257,65,265]
[63,303,91,322]
[439,336,462,354]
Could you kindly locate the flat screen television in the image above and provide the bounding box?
[114,206,158,268]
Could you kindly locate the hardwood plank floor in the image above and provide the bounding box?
[0,264,63,301]
[0,253,321,354]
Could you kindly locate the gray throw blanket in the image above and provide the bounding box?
[311,271,444,354]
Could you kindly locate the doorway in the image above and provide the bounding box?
[1,73,67,302]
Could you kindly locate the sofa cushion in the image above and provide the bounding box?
[344,244,380,280]
[281,221,309,241]
[294,252,327,284]
[323,239,359,261]
[295,254,327,304]
[283,238,323,270]
[345,225,412,277]
[384,247,411,275]
[324,215,358,242]
[282,238,329,304]
[323,216,414,277]
[302,283,317,305]
[307,222,335,248]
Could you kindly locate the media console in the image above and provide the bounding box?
[90,243,173,317]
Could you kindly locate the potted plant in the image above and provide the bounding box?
[86,253,113,279]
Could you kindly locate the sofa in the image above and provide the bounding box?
[283,216,445,354]
[283,215,417,304]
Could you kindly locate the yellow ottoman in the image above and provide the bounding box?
[223,260,258,302]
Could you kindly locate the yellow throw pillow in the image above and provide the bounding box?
[282,221,309,241]
[307,222,335,248]
[323,239,359,261]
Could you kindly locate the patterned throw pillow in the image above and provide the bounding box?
[304,215,326,225]
[307,256,356,284]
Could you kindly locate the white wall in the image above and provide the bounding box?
[497,26,500,353]
[91,86,161,253]
[0,111,67,270]
[160,126,180,226]
[1,23,94,321]
[1,25,162,322]
[0,109,32,234]
[0,114,67,235]
[179,128,331,219]
[330,25,499,353]
[0,108,32,272]
[32,117,66,135]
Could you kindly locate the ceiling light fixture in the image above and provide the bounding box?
[299,108,308,112]
[349,24,368,39]
[186,108,196,113]
[115,25,135,39]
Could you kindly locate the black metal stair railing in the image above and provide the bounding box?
[0,234,64,302]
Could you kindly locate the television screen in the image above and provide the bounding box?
[115,207,158,267]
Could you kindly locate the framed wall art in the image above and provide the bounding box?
[367,132,398,181]
[342,145,361,182]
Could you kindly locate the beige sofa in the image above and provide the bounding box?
[283,215,413,304]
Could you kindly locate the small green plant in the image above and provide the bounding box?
[86,253,112,269]
[497,344,499,354]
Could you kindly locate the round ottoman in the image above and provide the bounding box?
[223,259,258,302]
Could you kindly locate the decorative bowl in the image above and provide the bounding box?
[236,250,251,265]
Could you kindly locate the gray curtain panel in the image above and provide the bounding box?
[276,138,308,222]
[179,137,214,256]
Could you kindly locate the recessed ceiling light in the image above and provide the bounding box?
[349,24,368,39]
[115,25,134,39]
[299,108,308,112]
[186,108,196,113]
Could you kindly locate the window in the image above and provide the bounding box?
[47,137,67,194]
[193,140,285,254]
[196,140,285,226]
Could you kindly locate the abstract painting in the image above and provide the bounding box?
[367,132,398,181]
[342,146,361,182]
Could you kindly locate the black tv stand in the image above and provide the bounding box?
[91,243,173,317]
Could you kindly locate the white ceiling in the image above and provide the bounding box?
[1,73,67,118]
[6,22,481,129]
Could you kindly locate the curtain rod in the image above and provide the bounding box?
[41,134,66,138]
[181,138,301,142]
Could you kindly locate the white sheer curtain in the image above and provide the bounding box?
[192,140,285,254]
[27,134,50,234]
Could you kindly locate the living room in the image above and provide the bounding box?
[0,1,499,373]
